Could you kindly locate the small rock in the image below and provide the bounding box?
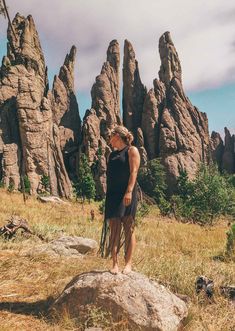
[220,285,235,302]
[195,276,214,298]
[51,235,98,254]
[37,196,68,204]
[26,235,98,258]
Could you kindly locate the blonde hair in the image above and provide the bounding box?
[110,125,134,146]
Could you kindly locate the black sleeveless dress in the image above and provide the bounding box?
[104,145,138,220]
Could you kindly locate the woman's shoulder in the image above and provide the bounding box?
[128,145,139,154]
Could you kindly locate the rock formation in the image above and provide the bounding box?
[123,39,147,140]
[222,127,235,173]
[210,131,224,171]
[141,79,165,159]
[82,40,121,198]
[52,45,81,178]
[52,271,188,331]
[0,13,77,197]
[211,127,235,174]
[0,14,228,199]
[121,33,212,189]
[158,35,211,187]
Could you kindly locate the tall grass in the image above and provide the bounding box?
[0,189,234,330]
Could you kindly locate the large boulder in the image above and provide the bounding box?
[52,271,188,331]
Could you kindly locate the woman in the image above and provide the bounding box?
[100,125,140,274]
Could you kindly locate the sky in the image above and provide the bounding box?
[1,0,235,136]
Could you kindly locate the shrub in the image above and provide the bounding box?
[171,165,235,224]
[99,199,105,215]
[136,201,150,223]
[7,180,14,193]
[75,153,96,202]
[158,196,171,216]
[23,175,31,194]
[40,174,50,192]
[138,158,167,204]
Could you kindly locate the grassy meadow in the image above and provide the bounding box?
[0,189,234,331]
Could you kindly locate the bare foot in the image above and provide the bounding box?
[110,265,119,274]
[122,264,132,274]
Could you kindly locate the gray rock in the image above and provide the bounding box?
[52,271,188,331]
[220,285,235,303]
[27,235,98,258]
[37,196,68,204]
[51,235,98,254]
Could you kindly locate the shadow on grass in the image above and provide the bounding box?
[0,271,110,323]
[0,296,54,319]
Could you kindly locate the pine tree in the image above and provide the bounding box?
[138,158,167,203]
[75,154,96,203]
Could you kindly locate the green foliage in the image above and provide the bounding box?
[99,199,105,215]
[23,175,31,194]
[138,159,167,204]
[0,179,4,188]
[40,174,50,192]
[75,153,96,202]
[7,180,14,193]
[158,196,171,216]
[171,165,235,224]
[97,146,102,160]
[226,223,235,256]
[136,201,150,225]
[137,160,235,225]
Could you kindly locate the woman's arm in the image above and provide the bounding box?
[123,146,140,206]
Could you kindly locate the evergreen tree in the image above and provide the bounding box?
[75,153,96,202]
[138,158,167,203]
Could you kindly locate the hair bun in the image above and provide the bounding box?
[110,125,134,145]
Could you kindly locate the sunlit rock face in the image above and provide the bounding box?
[81,40,121,198]
[0,14,76,197]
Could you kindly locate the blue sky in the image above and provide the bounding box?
[1,0,235,137]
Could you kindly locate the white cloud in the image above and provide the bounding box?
[1,0,235,95]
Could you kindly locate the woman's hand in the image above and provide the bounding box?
[123,191,132,206]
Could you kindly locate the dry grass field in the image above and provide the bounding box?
[0,189,234,331]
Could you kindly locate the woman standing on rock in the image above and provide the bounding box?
[100,125,140,274]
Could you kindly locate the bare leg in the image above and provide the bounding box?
[109,218,121,274]
[122,216,136,274]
